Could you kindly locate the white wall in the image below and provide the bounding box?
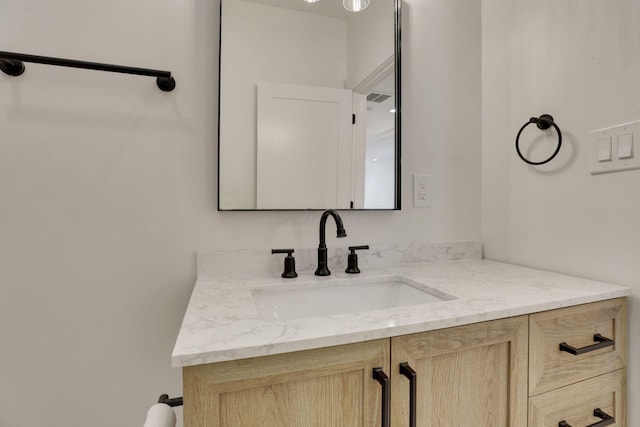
[346,0,395,89]
[482,0,640,423]
[0,0,481,426]
[365,133,396,209]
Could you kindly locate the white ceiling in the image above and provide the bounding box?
[242,0,352,20]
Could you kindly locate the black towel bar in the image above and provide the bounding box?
[0,50,176,92]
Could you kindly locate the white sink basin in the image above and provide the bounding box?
[252,275,454,321]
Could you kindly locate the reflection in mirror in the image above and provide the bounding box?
[218,0,400,210]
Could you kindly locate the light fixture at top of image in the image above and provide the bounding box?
[304,0,321,3]
[343,0,370,12]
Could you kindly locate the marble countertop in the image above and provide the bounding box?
[172,259,630,367]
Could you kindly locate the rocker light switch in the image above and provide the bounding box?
[597,138,612,162]
[617,134,633,159]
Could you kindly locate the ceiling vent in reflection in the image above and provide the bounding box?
[367,93,392,103]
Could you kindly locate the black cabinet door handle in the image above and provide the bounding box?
[559,334,614,355]
[558,408,615,427]
[373,368,390,427]
[399,363,417,427]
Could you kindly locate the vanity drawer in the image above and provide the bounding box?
[529,369,626,427]
[529,298,626,396]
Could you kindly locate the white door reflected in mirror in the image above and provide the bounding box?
[256,82,353,209]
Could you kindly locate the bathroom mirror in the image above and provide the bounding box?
[218,0,401,210]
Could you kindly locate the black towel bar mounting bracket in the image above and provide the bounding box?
[158,394,183,407]
[0,51,175,92]
[515,114,563,165]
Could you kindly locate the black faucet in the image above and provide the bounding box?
[314,209,347,276]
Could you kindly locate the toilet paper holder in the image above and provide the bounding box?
[158,394,183,407]
[144,395,182,427]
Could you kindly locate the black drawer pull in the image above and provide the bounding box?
[399,363,417,427]
[559,334,614,355]
[373,368,390,427]
[558,408,615,427]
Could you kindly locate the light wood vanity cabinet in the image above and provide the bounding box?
[183,298,626,427]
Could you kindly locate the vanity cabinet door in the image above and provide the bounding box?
[183,339,390,427]
[390,316,529,427]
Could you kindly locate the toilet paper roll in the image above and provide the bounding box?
[143,403,176,427]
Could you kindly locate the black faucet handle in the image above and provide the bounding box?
[271,248,294,255]
[346,245,369,274]
[271,249,298,278]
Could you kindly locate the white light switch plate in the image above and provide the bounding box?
[589,121,640,174]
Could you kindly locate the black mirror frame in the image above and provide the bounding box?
[217,0,401,211]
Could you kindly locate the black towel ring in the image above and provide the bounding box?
[515,114,562,165]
